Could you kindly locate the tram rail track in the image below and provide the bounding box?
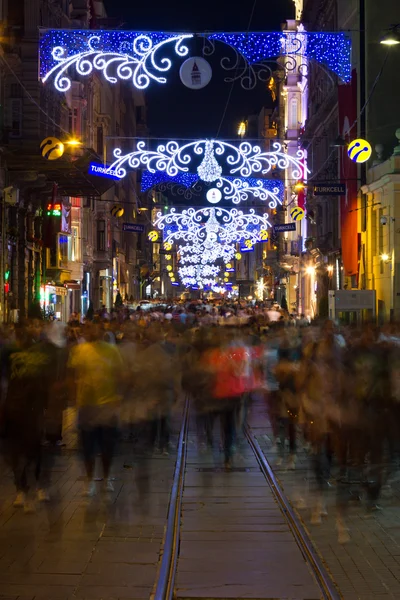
[153,402,341,600]
[245,424,341,600]
[154,398,189,600]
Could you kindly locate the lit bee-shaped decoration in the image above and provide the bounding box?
[259,229,269,242]
[235,252,242,260]
[245,240,253,248]
[110,204,124,218]
[40,137,64,160]
[164,242,173,251]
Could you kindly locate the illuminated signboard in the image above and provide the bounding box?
[88,162,122,181]
[47,203,62,216]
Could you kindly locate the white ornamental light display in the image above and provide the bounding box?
[154,206,272,248]
[42,34,193,91]
[108,139,308,205]
[155,206,272,288]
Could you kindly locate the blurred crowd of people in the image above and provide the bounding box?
[0,302,399,544]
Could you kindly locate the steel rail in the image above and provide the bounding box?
[154,398,189,600]
[245,424,341,600]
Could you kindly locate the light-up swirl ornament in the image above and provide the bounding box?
[109,139,309,185]
[42,34,193,91]
[216,177,282,208]
[155,205,272,285]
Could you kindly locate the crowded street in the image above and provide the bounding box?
[0,309,400,598]
[0,0,399,597]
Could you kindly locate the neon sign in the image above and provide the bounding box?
[89,162,123,180]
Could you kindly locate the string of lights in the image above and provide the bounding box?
[109,139,309,184]
[39,29,351,92]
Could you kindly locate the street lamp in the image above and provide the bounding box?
[381,25,400,46]
[306,265,316,275]
[238,122,246,137]
[381,253,390,262]
[294,180,305,193]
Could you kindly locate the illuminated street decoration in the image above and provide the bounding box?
[39,30,351,91]
[217,177,281,207]
[178,242,236,266]
[206,188,222,204]
[141,171,199,192]
[141,170,284,207]
[347,138,372,163]
[40,31,193,91]
[154,206,272,247]
[110,140,308,204]
[197,141,222,181]
[155,206,271,288]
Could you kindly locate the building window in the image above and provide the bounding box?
[68,107,78,135]
[69,226,80,262]
[289,98,298,129]
[97,220,106,251]
[9,99,22,138]
[59,234,69,266]
[97,126,103,156]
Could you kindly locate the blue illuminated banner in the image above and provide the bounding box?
[39,29,351,93]
[240,246,254,253]
[226,268,235,272]
[89,162,122,181]
[171,282,180,286]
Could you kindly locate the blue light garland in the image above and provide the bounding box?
[208,31,351,82]
[39,29,351,91]
[40,30,193,90]
[141,169,283,195]
[141,171,198,192]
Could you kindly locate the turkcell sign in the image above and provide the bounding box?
[122,223,145,233]
[314,183,346,196]
[88,162,122,181]
[274,223,296,233]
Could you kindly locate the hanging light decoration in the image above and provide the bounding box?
[196,140,223,182]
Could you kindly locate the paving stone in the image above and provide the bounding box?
[72,586,151,599]
[248,398,400,600]
[0,414,179,600]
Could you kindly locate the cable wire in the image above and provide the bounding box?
[215,0,258,138]
[0,53,70,136]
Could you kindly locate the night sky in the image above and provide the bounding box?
[103,0,295,138]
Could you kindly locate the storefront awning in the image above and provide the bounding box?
[6,144,115,197]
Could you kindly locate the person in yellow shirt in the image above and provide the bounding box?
[68,323,123,497]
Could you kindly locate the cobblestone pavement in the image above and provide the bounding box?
[0,409,179,600]
[248,396,400,600]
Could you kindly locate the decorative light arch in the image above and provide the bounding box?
[108,139,307,205]
[155,206,272,247]
[39,29,351,92]
[155,206,271,288]
[141,171,285,205]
